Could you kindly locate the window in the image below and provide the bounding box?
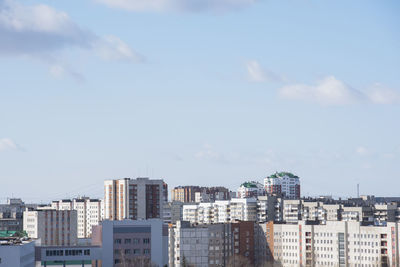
[124,239,131,244]
[133,249,141,255]
[133,238,140,244]
[143,238,150,244]
[125,249,131,255]
[114,239,121,244]
[144,249,150,254]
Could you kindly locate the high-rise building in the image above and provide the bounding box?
[237,181,265,198]
[264,172,300,199]
[0,198,25,232]
[51,197,102,238]
[172,186,232,203]
[104,177,166,220]
[23,209,78,246]
[169,220,256,267]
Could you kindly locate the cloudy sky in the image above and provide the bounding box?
[0,0,399,202]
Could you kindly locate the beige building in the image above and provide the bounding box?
[267,220,400,267]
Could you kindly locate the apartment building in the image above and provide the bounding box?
[169,220,256,267]
[0,198,25,232]
[104,177,166,220]
[163,201,183,224]
[23,209,77,246]
[266,220,400,267]
[182,198,258,224]
[237,181,265,198]
[92,219,168,267]
[264,172,300,199]
[51,197,102,238]
[171,186,231,203]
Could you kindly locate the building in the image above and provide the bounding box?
[163,201,183,224]
[182,198,258,224]
[169,221,256,267]
[237,181,265,198]
[51,197,102,238]
[35,245,101,267]
[92,219,168,267]
[23,209,78,246]
[0,198,25,232]
[0,233,35,267]
[264,172,300,199]
[266,220,400,267]
[172,186,231,203]
[104,177,166,221]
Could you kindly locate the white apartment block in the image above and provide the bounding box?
[264,172,300,199]
[51,197,102,238]
[270,220,400,267]
[182,198,257,224]
[237,181,265,198]
[23,209,77,246]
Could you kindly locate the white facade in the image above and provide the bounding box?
[23,209,77,246]
[0,240,35,267]
[264,172,300,199]
[51,198,102,238]
[182,198,257,224]
[237,181,265,198]
[272,221,400,267]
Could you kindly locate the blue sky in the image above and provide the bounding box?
[0,0,399,202]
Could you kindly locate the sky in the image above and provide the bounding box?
[0,0,399,203]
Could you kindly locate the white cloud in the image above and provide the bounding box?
[95,0,257,12]
[278,76,363,106]
[0,0,141,79]
[49,64,85,83]
[0,138,19,151]
[195,144,222,161]
[246,60,286,83]
[95,35,144,63]
[367,84,400,104]
[356,146,370,157]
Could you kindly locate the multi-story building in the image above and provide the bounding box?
[104,177,166,221]
[51,197,102,238]
[264,172,300,199]
[23,209,78,246]
[182,198,258,224]
[237,181,265,198]
[172,186,231,203]
[92,219,168,267]
[163,201,183,224]
[169,220,256,267]
[0,198,25,232]
[266,220,400,267]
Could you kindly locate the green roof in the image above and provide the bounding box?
[0,231,17,238]
[268,172,299,179]
[241,182,258,188]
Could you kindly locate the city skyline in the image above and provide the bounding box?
[0,0,399,202]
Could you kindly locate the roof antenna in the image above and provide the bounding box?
[357,183,360,198]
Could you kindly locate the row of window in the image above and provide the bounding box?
[45,249,90,257]
[114,238,150,244]
[114,248,150,255]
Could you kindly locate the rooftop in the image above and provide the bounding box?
[268,172,299,179]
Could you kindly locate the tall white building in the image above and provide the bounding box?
[237,181,265,198]
[264,172,300,199]
[182,198,258,224]
[23,209,78,246]
[51,197,102,238]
